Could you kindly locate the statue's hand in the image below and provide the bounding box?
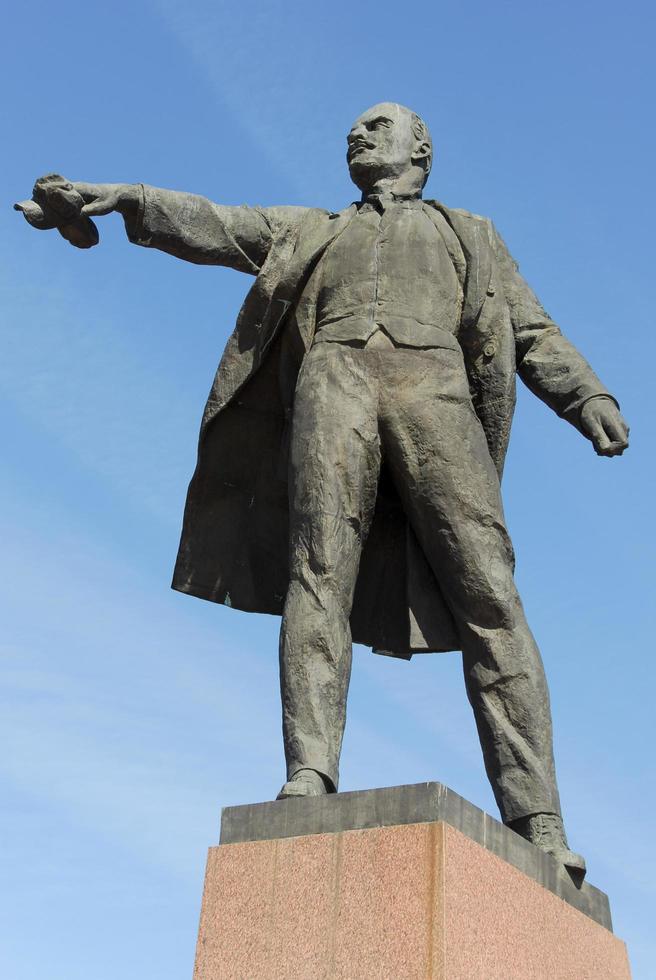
[74,182,141,218]
[580,397,629,457]
[15,173,100,248]
[16,176,140,248]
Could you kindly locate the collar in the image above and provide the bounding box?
[358,191,424,213]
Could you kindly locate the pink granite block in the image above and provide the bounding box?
[266,832,337,977]
[442,823,631,980]
[193,838,277,979]
[330,821,443,978]
[193,820,631,979]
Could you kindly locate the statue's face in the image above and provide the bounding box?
[347,103,418,192]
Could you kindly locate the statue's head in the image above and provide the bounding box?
[346,102,433,195]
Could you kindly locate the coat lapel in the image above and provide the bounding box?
[260,204,357,354]
[420,202,467,290]
[426,201,492,332]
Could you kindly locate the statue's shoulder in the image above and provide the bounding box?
[257,204,327,232]
[425,200,491,229]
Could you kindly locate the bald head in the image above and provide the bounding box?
[346,102,433,196]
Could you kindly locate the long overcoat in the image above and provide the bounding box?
[127,187,613,658]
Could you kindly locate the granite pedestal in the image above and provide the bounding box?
[193,783,631,979]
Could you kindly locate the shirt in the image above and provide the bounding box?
[314,196,464,348]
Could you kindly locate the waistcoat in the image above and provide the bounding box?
[314,196,463,348]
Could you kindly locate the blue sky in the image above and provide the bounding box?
[2,0,654,976]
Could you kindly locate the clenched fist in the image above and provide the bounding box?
[580,396,629,457]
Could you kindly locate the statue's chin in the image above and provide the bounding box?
[348,157,417,195]
[348,159,387,194]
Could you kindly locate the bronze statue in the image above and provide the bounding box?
[16,103,629,876]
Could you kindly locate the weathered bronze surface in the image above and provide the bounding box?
[17,103,629,872]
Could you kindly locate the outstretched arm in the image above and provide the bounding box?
[490,222,629,457]
[20,177,308,275]
[78,182,309,274]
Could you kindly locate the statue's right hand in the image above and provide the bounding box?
[15,173,87,226]
[16,176,140,249]
[74,182,140,218]
[15,173,101,248]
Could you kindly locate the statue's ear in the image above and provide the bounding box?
[412,140,432,174]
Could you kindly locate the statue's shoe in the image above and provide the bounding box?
[276,769,329,799]
[509,812,586,879]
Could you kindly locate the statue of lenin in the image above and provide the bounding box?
[17,103,630,876]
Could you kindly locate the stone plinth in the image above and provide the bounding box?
[193,783,631,980]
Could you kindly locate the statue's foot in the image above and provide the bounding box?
[509,813,586,880]
[276,768,329,800]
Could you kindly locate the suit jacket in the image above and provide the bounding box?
[126,186,615,658]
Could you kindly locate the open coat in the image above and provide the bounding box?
[126,187,614,658]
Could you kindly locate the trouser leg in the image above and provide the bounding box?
[280,343,380,790]
[380,347,562,822]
